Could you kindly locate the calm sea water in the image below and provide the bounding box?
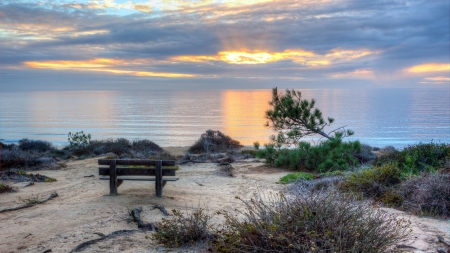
[0,88,449,148]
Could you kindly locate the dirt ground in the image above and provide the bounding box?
[0,149,449,253]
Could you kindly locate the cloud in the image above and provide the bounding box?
[406,63,450,73]
[23,58,196,78]
[331,69,375,79]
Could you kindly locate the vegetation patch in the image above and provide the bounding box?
[258,134,361,172]
[0,170,57,183]
[341,163,401,199]
[375,142,450,175]
[212,191,410,253]
[279,171,314,184]
[0,183,13,194]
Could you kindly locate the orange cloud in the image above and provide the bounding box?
[134,4,153,12]
[24,58,195,78]
[406,63,450,73]
[331,69,375,79]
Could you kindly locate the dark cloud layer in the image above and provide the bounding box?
[0,0,448,90]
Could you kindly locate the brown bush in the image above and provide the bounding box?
[400,173,450,217]
[188,130,242,154]
[212,189,410,253]
[153,208,212,248]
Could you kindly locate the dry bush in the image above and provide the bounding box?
[289,176,343,193]
[219,164,235,177]
[400,173,450,217]
[0,183,13,194]
[188,130,242,154]
[212,189,410,253]
[18,139,55,152]
[353,144,377,163]
[132,139,163,153]
[70,138,164,158]
[153,208,212,248]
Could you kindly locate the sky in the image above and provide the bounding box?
[0,0,449,91]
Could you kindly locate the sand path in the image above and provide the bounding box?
[0,156,449,253]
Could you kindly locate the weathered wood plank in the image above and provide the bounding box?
[109,160,117,195]
[99,177,179,181]
[155,160,163,197]
[98,159,175,166]
[98,167,176,176]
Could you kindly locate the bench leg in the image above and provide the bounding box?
[162,181,167,188]
[109,160,118,195]
[117,179,124,188]
[155,160,163,197]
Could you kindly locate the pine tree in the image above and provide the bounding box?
[265,88,353,146]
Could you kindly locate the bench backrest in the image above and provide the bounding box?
[98,159,176,176]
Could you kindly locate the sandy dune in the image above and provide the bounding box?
[0,156,449,253]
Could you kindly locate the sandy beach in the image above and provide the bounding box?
[0,149,449,253]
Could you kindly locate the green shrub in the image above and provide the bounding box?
[153,208,212,248]
[257,135,361,172]
[253,141,260,150]
[317,170,344,178]
[279,172,314,184]
[212,191,410,253]
[375,142,450,175]
[341,163,402,198]
[240,150,257,157]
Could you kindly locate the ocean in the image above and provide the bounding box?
[0,88,449,148]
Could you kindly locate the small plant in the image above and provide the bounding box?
[18,194,43,205]
[253,141,260,150]
[279,171,314,184]
[44,177,57,182]
[68,131,91,147]
[0,183,13,193]
[219,164,235,177]
[153,208,212,248]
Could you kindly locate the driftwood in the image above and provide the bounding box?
[24,181,34,187]
[153,205,169,216]
[177,160,209,165]
[130,207,158,231]
[68,230,140,253]
[396,244,417,249]
[0,192,58,213]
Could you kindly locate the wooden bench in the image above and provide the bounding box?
[98,159,178,197]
